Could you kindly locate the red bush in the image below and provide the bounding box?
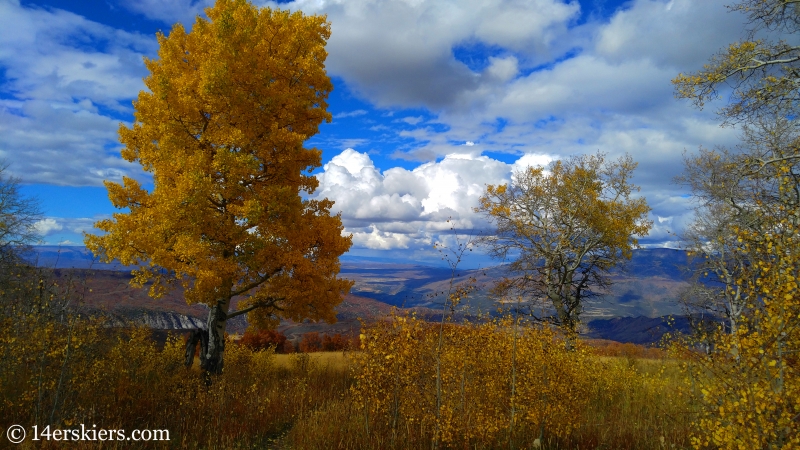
[322,333,351,351]
[299,332,322,353]
[298,332,354,352]
[240,329,289,353]
[282,340,296,354]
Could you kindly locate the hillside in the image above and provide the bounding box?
[28,246,702,343]
[340,248,695,320]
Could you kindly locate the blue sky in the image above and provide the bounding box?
[1,0,752,267]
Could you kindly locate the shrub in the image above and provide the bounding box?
[322,333,352,351]
[240,329,288,353]
[299,332,322,352]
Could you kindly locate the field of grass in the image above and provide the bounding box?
[2,317,694,449]
[0,266,698,449]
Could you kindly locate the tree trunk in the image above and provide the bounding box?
[203,299,230,374]
[183,297,231,378]
[550,292,578,351]
[184,328,208,368]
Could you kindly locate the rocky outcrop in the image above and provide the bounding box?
[98,309,205,330]
[134,310,206,329]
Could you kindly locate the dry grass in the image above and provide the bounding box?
[284,317,691,450]
[1,269,691,450]
[273,351,352,371]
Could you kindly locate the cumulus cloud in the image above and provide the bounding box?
[34,218,63,235]
[33,217,105,245]
[315,148,694,251]
[314,149,510,249]
[280,0,581,109]
[1,0,762,252]
[512,153,554,174]
[595,0,744,69]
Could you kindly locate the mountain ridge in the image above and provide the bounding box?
[25,246,701,343]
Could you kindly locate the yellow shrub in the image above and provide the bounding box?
[351,314,598,447]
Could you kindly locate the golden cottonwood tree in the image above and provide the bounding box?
[673,0,800,124]
[676,117,800,343]
[678,180,800,449]
[85,0,352,374]
[671,2,800,446]
[475,154,652,348]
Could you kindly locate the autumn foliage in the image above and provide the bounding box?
[476,153,652,347]
[0,261,693,449]
[343,314,684,448]
[84,0,352,373]
[240,329,290,352]
[584,339,665,360]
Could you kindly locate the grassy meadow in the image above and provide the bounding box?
[1,308,695,449]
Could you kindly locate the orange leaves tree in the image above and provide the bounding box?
[84,0,352,374]
[475,153,652,348]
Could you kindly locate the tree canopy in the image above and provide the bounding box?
[673,0,800,124]
[475,153,652,347]
[85,0,352,373]
[671,1,800,445]
[0,162,41,266]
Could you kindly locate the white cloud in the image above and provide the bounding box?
[0,0,767,252]
[314,148,511,249]
[34,218,63,235]
[351,225,413,250]
[595,0,744,69]
[0,1,155,186]
[333,109,368,119]
[34,217,107,245]
[119,0,214,26]
[315,147,702,250]
[512,153,554,174]
[281,0,582,109]
[400,116,424,125]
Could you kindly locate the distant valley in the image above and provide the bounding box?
[28,246,700,344]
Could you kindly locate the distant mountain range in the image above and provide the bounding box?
[25,246,702,344]
[339,248,696,319]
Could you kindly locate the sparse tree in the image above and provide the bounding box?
[676,116,800,341]
[85,0,353,375]
[475,153,652,349]
[673,2,800,445]
[677,201,754,342]
[0,162,41,266]
[673,0,800,125]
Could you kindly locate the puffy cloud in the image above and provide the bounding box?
[34,218,63,235]
[315,148,694,250]
[2,0,761,252]
[595,0,744,69]
[34,217,104,245]
[315,149,510,249]
[512,153,554,174]
[282,0,581,109]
